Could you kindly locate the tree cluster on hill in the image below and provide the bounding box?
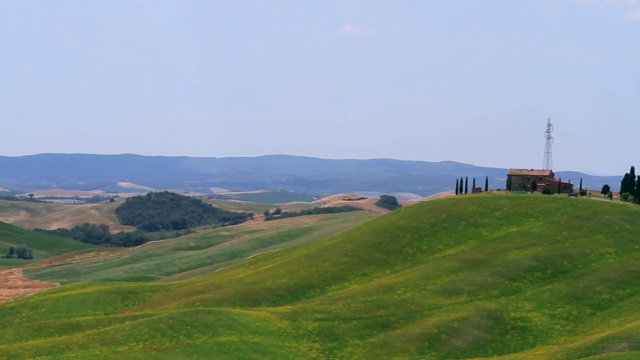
[264,206,361,221]
[3,245,33,259]
[375,195,401,211]
[115,191,252,231]
[36,224,151,247]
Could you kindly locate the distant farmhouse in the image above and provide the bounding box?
[505,119,574,194]
[507,169,573,194]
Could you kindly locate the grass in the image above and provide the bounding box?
[2,194,640,359]
[0,221,94,266]
[25,211,379,284]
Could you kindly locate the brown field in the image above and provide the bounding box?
[18,189,108,198]
[416,190,456,201]
[0,199,134,232]
[0,248,124,304]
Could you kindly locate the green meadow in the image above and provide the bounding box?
[25,211,379,284]
[0,222,94,266]
[2,194,640,359]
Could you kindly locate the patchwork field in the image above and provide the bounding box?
[1,194,639,359]
[0,193,392,233]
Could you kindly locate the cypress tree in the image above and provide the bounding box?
[621,173,629,195]
[464,177,468,194]
[631,166,637,200]
[459,177,464,194]
[472,178,476,189]
[621,166,636,201]
[558,177,562,194]
[455,179,459,195]
[579,178,583,191]
[484,176,489,192]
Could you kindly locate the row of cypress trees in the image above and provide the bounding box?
[455,176,489,195]
[620,165,640,202]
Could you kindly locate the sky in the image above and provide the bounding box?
[1,1,638,175]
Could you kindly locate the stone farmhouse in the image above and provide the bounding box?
[507,169,573,194]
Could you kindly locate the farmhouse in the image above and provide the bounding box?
[507,169,574,194]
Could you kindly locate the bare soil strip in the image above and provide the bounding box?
[0,267,59,304]
[0,249,124,305]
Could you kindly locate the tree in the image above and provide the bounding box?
[531,179,538,193]
[15,245,33,259]
[263,209,270,217]
[579,178,583,191]
[472,178,476,189]
[464,177,468,194]
[620,166,636,202]
[5,246,16,258]
[506,176,512,191]
[558,177,562,194]
[484,176,489,192]
[459,177,464,194]
[375,195,401,211]
[601,184,611,195]
[273,207,282,215]
[455,179,459,195]
[115,191,251,231]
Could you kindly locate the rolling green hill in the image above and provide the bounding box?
[25,211,379,284]
[0,222,94,266]
[2,194,640,359]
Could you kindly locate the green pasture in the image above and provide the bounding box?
[2,194,640,359]
[0,222,94,266]
[26,211,379,284]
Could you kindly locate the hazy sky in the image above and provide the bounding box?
[1,1,638,175]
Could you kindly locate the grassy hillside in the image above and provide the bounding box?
[26,211,379,284]
[0,222,94,266]
[2,194,640,359]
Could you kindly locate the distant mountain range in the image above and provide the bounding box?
[0,154,620,197]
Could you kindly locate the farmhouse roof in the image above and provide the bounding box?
[507,169,554,177]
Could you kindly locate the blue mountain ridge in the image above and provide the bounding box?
[0,154,619,197]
